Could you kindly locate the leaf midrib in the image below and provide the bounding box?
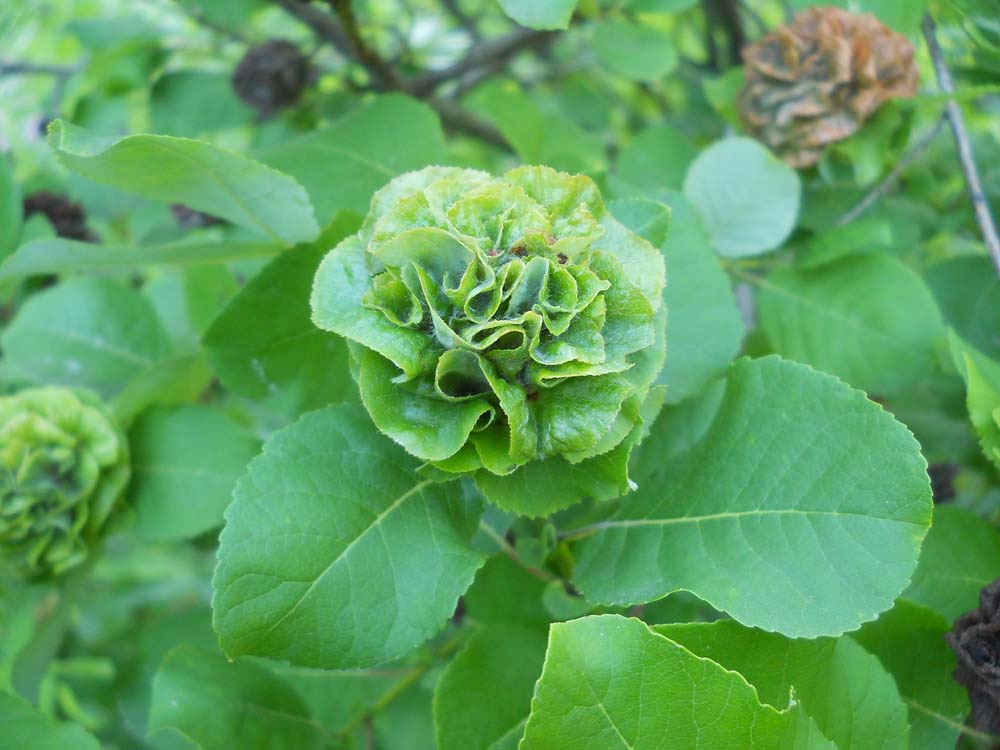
[234,478,433,654]
[584,508,926,534]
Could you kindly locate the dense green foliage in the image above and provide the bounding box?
[1,0,999,748]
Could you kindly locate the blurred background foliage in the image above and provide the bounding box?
[1,0,999,748]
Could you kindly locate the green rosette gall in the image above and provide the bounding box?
[0,387,130,577]
[311,166,667,514]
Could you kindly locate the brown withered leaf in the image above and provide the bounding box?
[739,6,919,168]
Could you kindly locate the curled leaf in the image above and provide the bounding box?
[0,387,129,578]
[312,166,666,510]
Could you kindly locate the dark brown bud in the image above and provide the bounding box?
[22,191,97,242]
[232,40,311,118]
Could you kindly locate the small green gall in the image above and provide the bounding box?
[311,166,666,509]
[0,387,130,578]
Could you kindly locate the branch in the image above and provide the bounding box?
[277,0,512,149]
[922,12,1000,277]
[411,27,555,95]
[327,0,404,90]
[276,0,354,58]
[835,113,948,227]
[0,61,77,77]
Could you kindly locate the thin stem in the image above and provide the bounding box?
[477,520,558,581]
[922,12,1000,277]
[835,112,948,227]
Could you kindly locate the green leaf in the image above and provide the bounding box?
[2,277,173,398]
[572,356,933,638]
[373,680,436,749]
[150,71,255,137]
[902,504,1000,621]
[267,661,422,735]
[434,626,547,750]
[47,120,318,246]
[495,0,578,29]
[608,198,671,248]
[204,213,360,416]
[797,219,894,269]
[592,19,677,81]
[212,403,484,669]
[110,352,213,424]
[463,554,551,629]
[858,0,927,34]
[172,0,264,29]
[656,191,743,403]
[0,156,22,260]
[474,428,635,516]
[130,404,260,542]
[521,615,834,750]
[926,256,1000,360]
[467,81,607,174]
[755,253,945,395]
[626,0,699,12]
[144,266,238,352]
[853,601,970,750]
[0,693,100,750]
[684,138,801,258]
[0,237,279,282]
[660,620,910,750]
[949,331,1000,470]
[149,645,325,750]
[616,124,697,193]
[965,352,1000,470]
[257,95,446,226]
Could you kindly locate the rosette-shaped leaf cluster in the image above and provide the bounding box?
[0,387,129,578]
[739,6,919,168]
[312,166,666,512]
